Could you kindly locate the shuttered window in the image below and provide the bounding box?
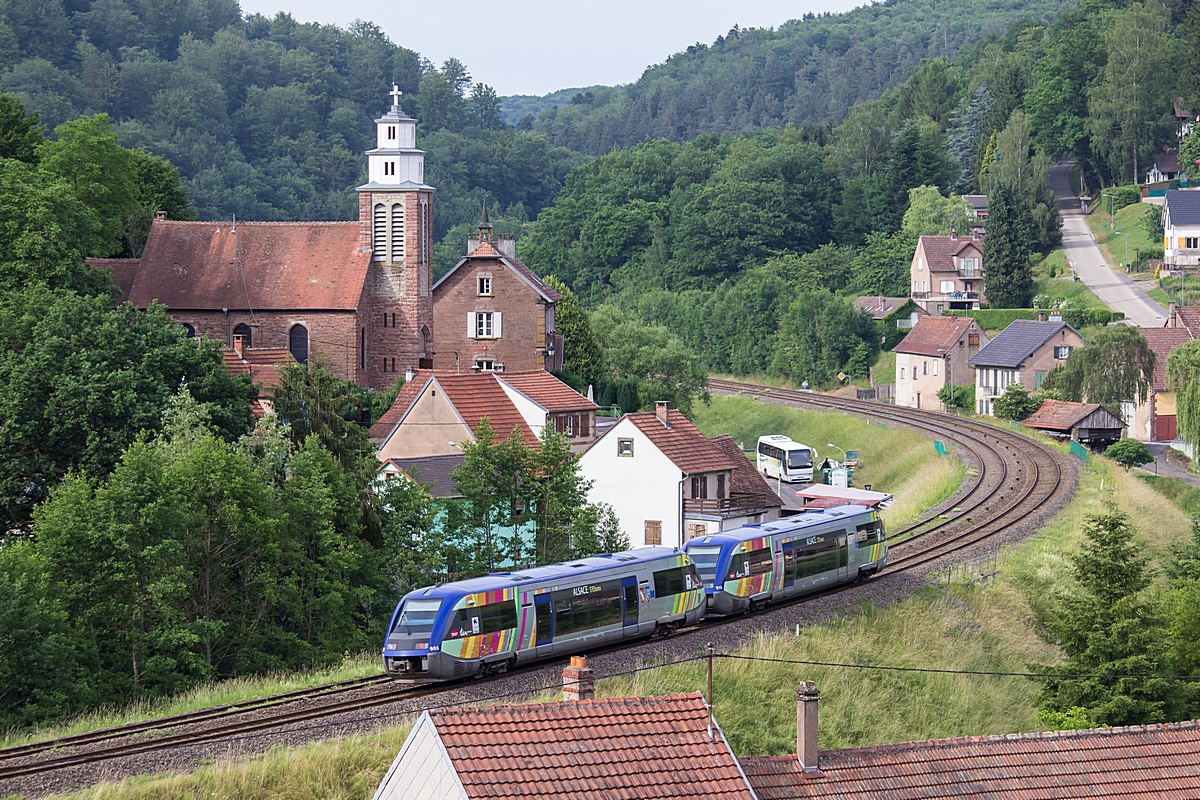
[390,203,404,262]
[373,204,386,261]
[644,521,662,546]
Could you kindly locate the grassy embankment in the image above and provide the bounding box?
[1033,249,1108,311]
[690,394,965,529]
[45,454,1194,800]
[1083,201,1169,306]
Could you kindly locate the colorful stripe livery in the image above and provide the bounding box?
[666,553,705,615]
[439,587,518,659]
[723,536,773,598]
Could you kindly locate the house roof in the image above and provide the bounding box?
[894,316,979,357]
[967,319,1079,368]
[851,296,917,320]
[1139,326,1193,390]
[1171,306,1200,338]
[499,371,598,412]
[94,220,371,311]
[709,434,783,506]
[221,347,295,391]
[1022,399,1122,432]
[435,374,540,446]
[622,410,739,475]
[741,718,1200,799]
[369,371,437,439]
[963,194,988,212]
[917,234,984,273]
[433,242,562,303]
[379,454,465,498]
[424,693,757,800]
[1164,189,1200,226]
[1155,153,1181,173]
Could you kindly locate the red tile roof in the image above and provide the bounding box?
[624,410,738,475]
[1140,326,1194,390]
[1022,399,1114,431]
[741,719,1200,799]
[499,371,598,411]
[894,315,982,357]
[917,234,984,273]
[221,347,295,391]
[710,434,782,506]
[1172,306,1200,337]
[429,693,756,800]
[437,373,540,446]
[97,220,371,311]
[369,371,436,439]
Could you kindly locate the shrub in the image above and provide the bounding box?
[993,384,1039,420]
[937,382,975,412]
[1105,439,1153,470]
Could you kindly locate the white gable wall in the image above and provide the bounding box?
[579,418,684,549]
[496,380,550,438]
[373,713,468,800]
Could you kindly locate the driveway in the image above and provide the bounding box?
[1047,160,1167,328]
[1137,442,1200,486]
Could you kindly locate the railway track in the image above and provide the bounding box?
[0,383,1072,787]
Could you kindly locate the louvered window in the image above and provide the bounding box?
[390,203,405,262]
[373,204,386,261]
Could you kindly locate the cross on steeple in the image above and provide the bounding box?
[389,84,403,108]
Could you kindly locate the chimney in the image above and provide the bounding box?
[1049,312,1062,323]
[466,236,480,254]
[155,210,167,221]
[562,655,594,701]
[1036,311,1047,322]
[796,681,819,771]
[1169,302,1177,327]
[496,235,516,259]
[404,366,416,383]
[655,401,670,427]
[232,334,244,358]
[950,226,957,241]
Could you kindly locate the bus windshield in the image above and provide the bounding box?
[392,598,442,634]
[787,449,813,469]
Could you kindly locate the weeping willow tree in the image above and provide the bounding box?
[1046,327,1155,407]
[1168,340,1200,450]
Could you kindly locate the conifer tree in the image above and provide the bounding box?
[981,185,1033,307]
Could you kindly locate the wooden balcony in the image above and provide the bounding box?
[683,493,776,516]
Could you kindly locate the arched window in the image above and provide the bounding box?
[232,323,251,349]
[390,203,405,262]
[182,323,196,338]
[420,325,431,357]
[373,203,387,261]
[289,324,308,365]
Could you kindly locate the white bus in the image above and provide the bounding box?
[757,435,816,484]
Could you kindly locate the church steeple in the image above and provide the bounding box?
[478,201,492,243]
[360,84,429,189]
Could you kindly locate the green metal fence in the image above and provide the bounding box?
[1069,440,1089,462]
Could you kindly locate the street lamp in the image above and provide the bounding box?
[826,443,847,462]
[1114,231,1130,270]
[1102,192,1116,230]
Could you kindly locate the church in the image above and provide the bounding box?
[93,86,436,392]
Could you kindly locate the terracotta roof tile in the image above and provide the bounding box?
[1138,326,1192,390]
[1023,399,1121,432]
[436,373,540,447]
[917,234,984,273]
[709,434,782,507]
[894,316,982,357]
[430,693,757,800]
[97,220,371,311]
[499,371,598,411]
[1171,307,1200,338]
[369,371,436,439]
[742,719,1200,799]
[625,410,738,475]
[221,347,294,392]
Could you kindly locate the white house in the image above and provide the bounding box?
[1162,189,1200,270]
[579,404,780,548]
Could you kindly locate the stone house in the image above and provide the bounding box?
[893,316,988,411]
[909,232,985,315]
[968,319,1084,417]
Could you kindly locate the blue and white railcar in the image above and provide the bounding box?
[382,548,705,682]
[684,506,887,617]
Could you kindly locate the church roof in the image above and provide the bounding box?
[96,220,371,311]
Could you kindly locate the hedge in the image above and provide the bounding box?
[948,308,1124,331]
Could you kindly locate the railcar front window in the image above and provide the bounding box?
[688,547,722,586]
[787,450,812,469]
[392,598,442,634]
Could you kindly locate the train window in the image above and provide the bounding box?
[688,546,722,586]
[794,535,838,579]
[653,564,701,597]
[392,598,442,634]
[856,520,884,542]
[726,547,774,581]
[552,580,623,636]
[445,600,517,639]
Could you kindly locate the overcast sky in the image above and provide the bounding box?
[240,0,866,96]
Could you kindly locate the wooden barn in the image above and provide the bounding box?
[1022,399,1125,448]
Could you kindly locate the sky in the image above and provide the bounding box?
[240,0,866,96]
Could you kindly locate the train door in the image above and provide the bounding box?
[622,577,639,637]
[782,542,795,590]
[535,593,553,656]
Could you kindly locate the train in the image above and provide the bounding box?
[381,505,885,682]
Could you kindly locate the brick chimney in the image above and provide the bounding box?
[562,655,594,701]
[655,401,670,427]
[155,210,167,221]
[232,334,245,358]
[796,681,819,771]
[950,226,958,241]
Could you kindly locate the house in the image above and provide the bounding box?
[1148,153,1181,184]
[431,211,563,375]
[963,193,988,220]
[92,86,434,391]
[852,296,923,322]
[1176,98,1196,139]
[893,316,988,411]
[221,336,295,417]
[909,232,985,315]
[1132,324,1193,441]
[741,683,1200,799]
[372,659,756,800]
[1022,399,1125,448]
[968,319,1084,416]
[370,370,599,460]
[1161,189,1200,271]
[579,404,781,548]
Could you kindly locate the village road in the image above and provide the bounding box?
[1047,160,1167,327]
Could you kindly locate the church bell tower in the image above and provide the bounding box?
[358,85,435,388]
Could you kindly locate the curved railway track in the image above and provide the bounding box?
[0,383,1073,786]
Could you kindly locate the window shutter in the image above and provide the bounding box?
[467,312,476,339]
[493,312,502,338]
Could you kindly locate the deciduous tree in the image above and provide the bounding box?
[1045,327,1155,407]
